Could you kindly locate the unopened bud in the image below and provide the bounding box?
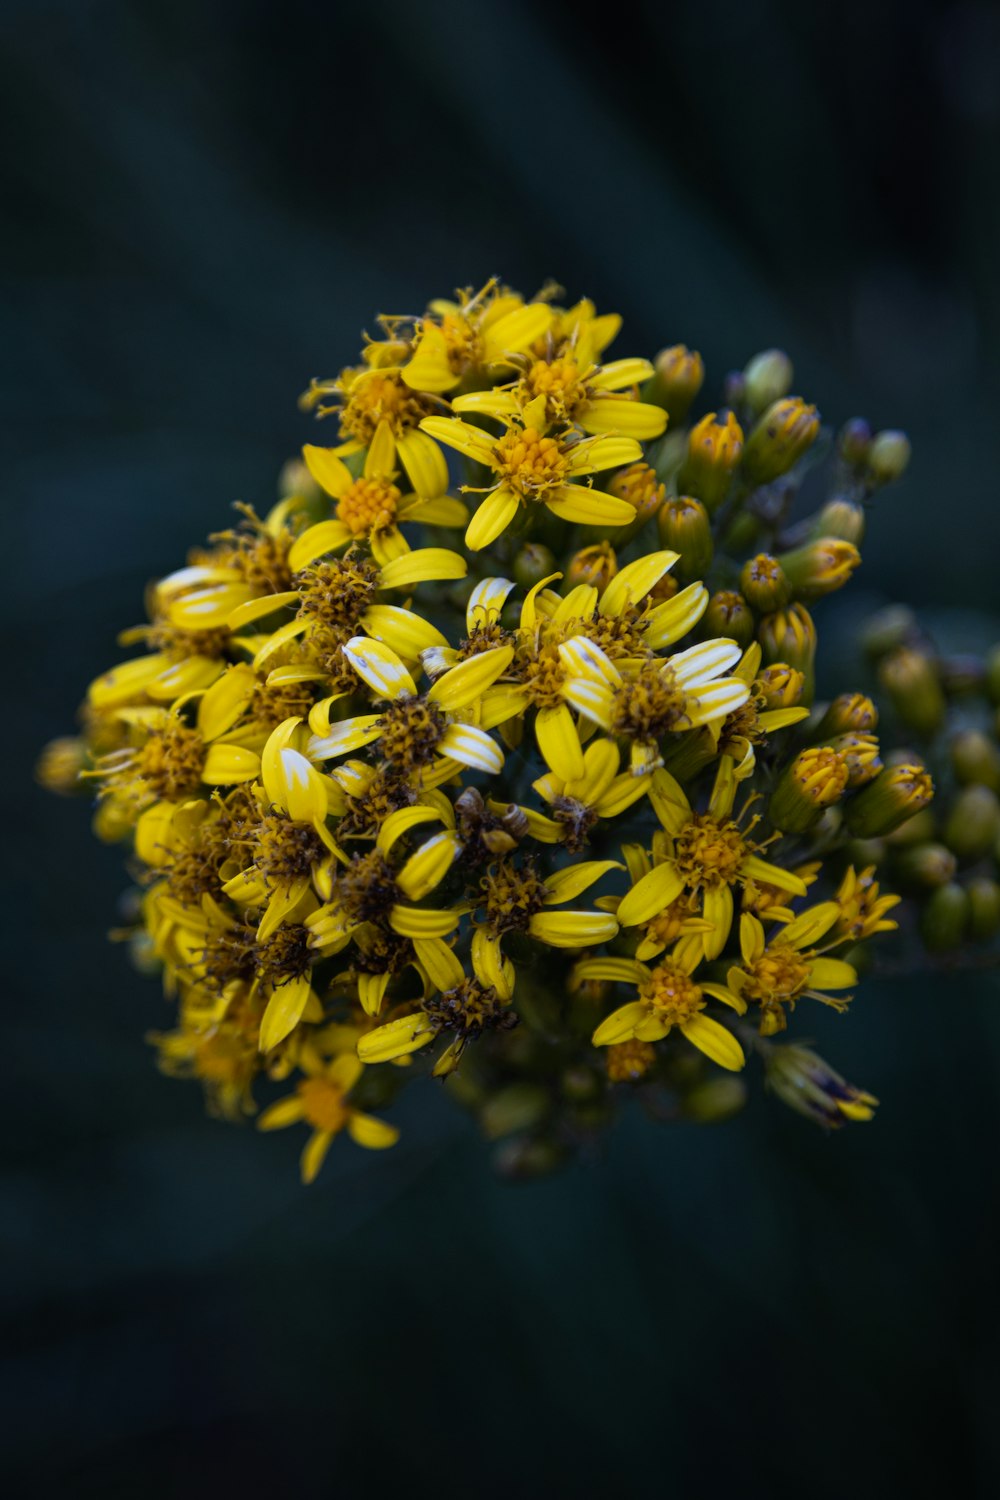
[566,543,617,594]
[758,603,818,685]
[861,605,918,661]
[838,417,873,469]
[480,1084,550,1142]
[680,1076,747,1123]
[943,784,1000,861]
[35,736,87,795]
[650,345,704,421]
[920,882,969,953]
[677,411,744,510]
[867,429,911,487]
[769,747,849,833]
[743,397,820,483]
[845,762,934,837]
[950,729,1000,792]
[892,842,957,891]
[757,663,805,709]
[608,461,665,524]
[816,694,879,738]
[777,537,861,600]
[605,1039,656,1083]
[656,495,714,580]
[967,878,1000,942]
[765,1044,878,1128]
[740,553,791,611]
[277,456,321,501]
[879,648,946,736]
[703,590,755,649]
[813,497,866,545]
[513,543,557,589]
[743,349,794,415]
[884,806,936,848]
[828,732,882,787]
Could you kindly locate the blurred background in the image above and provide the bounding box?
[6,0,1000,1494]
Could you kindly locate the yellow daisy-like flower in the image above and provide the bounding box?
[300,417,468,565]
[451,351,667,440]
[300,362,450,500]
[400,280,555,395]
[576,949,747,1072]
[258,1049,399,1183]
[538,295,623,367]
[833,864,901,941]
[728,907,857,1036]
[420,403,642,550]
[528,737,654,848]
[615,757,808,958]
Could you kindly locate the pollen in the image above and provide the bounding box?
[339,369,433,445]
[250,677,318,731]
[148,622,232,660]
[337,475,403,537]
[297,1076,351,1133]
[494,426,571,499]
[638,962,705,1025]
[295,557,381,639]
[480,859,547,936]
[519,641,568,710]
[645,894,698,946]
[611,663,688,739]
[438,311,482,374]
[673,814,747,889]
[244,810,327,884]
[137,721,206,800]
[519,355,587,422]
[211,507,296,593]
[339,769,416,838]
[376,695,447,772]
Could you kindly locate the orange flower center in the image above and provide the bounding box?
[297,1077,350,1133]
[494,426,570,499]
[673,815,747,889]
[638,962,704,1025]
[337,475,402,536]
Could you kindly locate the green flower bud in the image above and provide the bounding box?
[278,456,321,501]
[480,1083,550,1141]
[769,747,849,833]
[861,605,918,661]
[950,729,1000,792]
[920,882,969,953]
[677,410,744,510]
[813,497,865,545]
[847,837,888,867]
[777,537,861,601]
[743,349,794,415]
[566,543,617,593]
[513,542,557,589]
[828,731,882,787]
[757,663,806,709]
[891,842,957,891]
[845,762,934,838]
[943,784,1000,861]
[703,590,755,649]
[884,807,936,847]
[649,344,705,421]
[740,553,791,611]
[608,461,665,525]
[657,495,714,580]
[765,1044,878,1128]
[680,1076,748,1123]
[878,648,946,736]
[758,604,818,692]
[816,693,878,737]
[967,878,1000,942]
[867,429,911,487]
[837,417,873,469]
[743,397,820,483]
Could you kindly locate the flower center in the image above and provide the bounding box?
[255,923,313,985]
[611,664,688,739]
[376,695,447,772]
[742,947,812,1005]
[339,369,432,444]
[297,1077,351,1133]
[638,962,705,1025]
[606,1039,656,1082]
[137,722,206,800]
[644,894,697,945]
[672,814,746,889]
[494,426,571,499]
[337,849,401,924]
[609,461,665,521]
[422,979,517,1040]
[480,859,547,936]
[520,642,567,709]
[295,557,380,639]
[339,769,416,838]
[245,811,326,884]
[519,356,586,421]
[250,677,318,731]
[337,475,402,537]
[438,312,483,374]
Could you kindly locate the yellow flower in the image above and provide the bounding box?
[577,949,746,1071]
[529,737,654,848]
[300,363,450,500]
[420,404,642,550]
[728,907,857,1035]
[258,1049,398,1183]
[833,865,900,941]
[451,351,667,439]
[301,417,468,565]
[712,642,811,777]
[475,854,621,952]
[400,280,555,394]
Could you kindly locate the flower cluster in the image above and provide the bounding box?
[41,281,931,1179]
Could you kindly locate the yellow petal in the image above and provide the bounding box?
[196,664,256,740]
[545,485,635,526]
[396,428,451,499]
[361,605,448,659]
[413,936,465,992]
[580,398,667,438]
[376,804,443,853]
[807,958,857,990]
[359,971,391,1017]
[535,703,585,781]
[347,1112,400,1149]
[357,1013,437,1062]
[680,1015,745,1071]
[300,1130,334,1184]
[288,520,352,572]
[600,551,678,619]
[616,861,685,927]
[527,911,618,947]
[342,636,417,700]
[466,487,520,551]
[259,972,314,1052]
[428,645,515,712]
[436,722,504,774]
[701,883,734,960]
[592,1000,648,1047]
[396,831,460,901]
[379,547,467,591]
[257,1095,307,1131]
[542,860,622,904]
[402,323,459,393]
[480,302,554,361]
[566,435,643,475]
[643,582,710,650]
[740,912,765,964]
[389,905,463,937]
[419,415,495,465]
[302,443,354,499]
[201,743,260,785]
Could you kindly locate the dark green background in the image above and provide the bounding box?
[6,1,1000,1495]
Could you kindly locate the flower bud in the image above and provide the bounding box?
[861,605,918,661]
[605,1040,656,1083]
[828,731,882,787]
[967,878,1000,942]
[816,694,878,737]
[891,842,957,891]
[677,411,744,510]
[884,806,936,848]
[845,762,934,837]
[757,663,805,709]
[513,542,557,589]
[939,654,984,697]
[743,397,820,483]
[758,603,817,685]
[35,736,87,795]
[776,538,860,600]
[769,747,849,833]
[838,417,873,469]
[740,553,791,611]
[680,1076,748,1123]
[813,497,866,545]
[943,784,1000,861]
[703,590,755,649]
[743,349,794,415]
[878,648,946,736]
[649,345,704,421]
[920,882,969,953]
[608,461,665,524]
[950,729,1000,792]
[656,495,714,580]
[765,1044,878,1128]
[722,370,746,407]
[479,1083,550,1142]
[867,429,911,487]
[277,456,321,501]
[566,543,617,594]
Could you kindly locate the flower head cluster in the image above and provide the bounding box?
[42,281,935,1179]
